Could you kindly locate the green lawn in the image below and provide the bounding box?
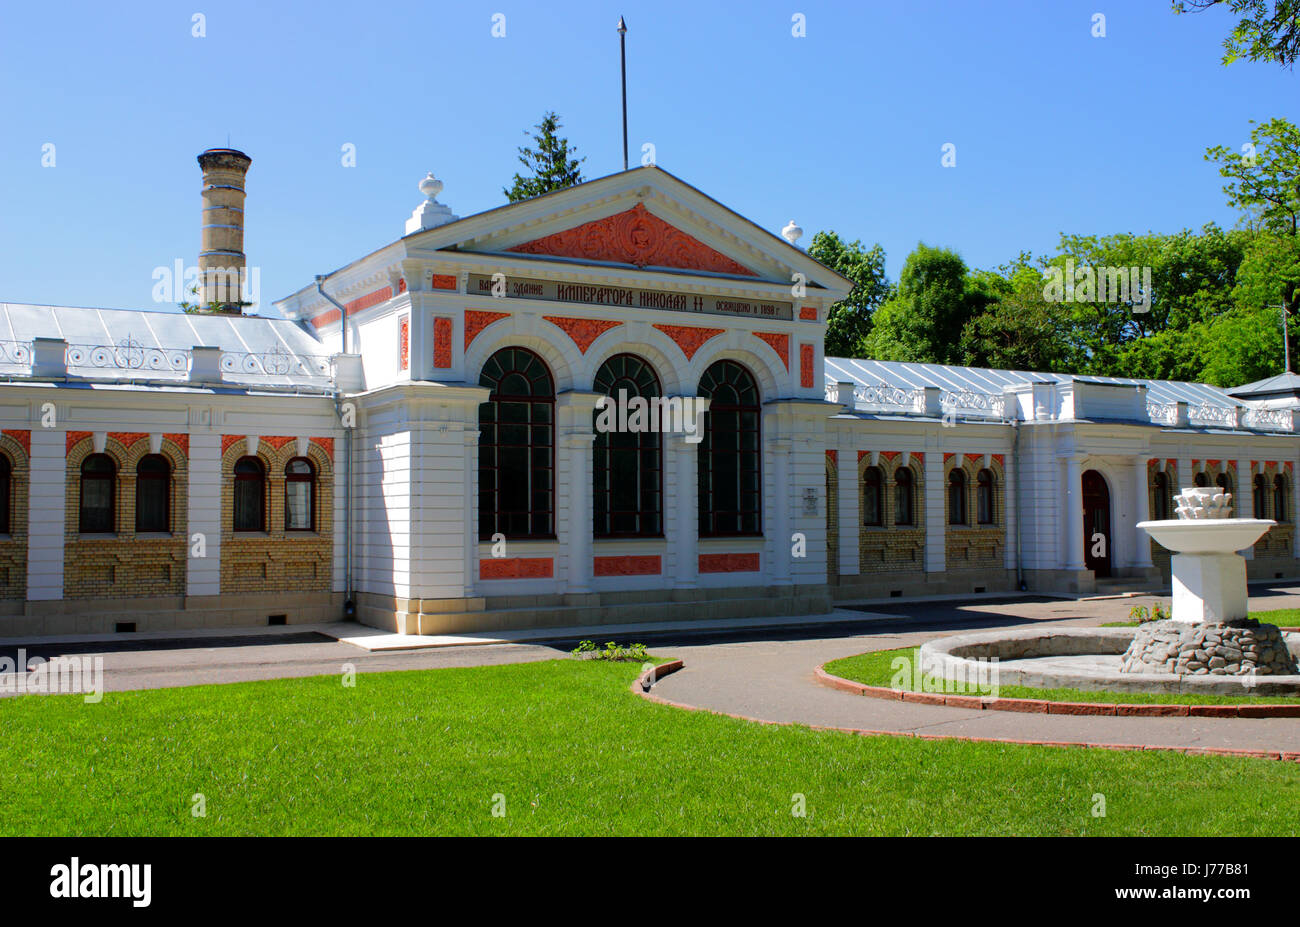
[1101,608,1300,628]
[1,658,1299,835]
[824,646,1300,706]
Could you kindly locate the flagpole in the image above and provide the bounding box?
[618,16,628,171]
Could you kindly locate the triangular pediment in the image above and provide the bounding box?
[402,167,853,295]
[506,203,759,277]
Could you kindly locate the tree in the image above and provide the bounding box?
[1205,118,1300,237]
[1172,0,1300,69]
[862,244,986,365]
[807,232,890,358]
[959,257,1072,371]
[504,111,586,203]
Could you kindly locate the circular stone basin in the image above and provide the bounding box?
[919,627,1300,696]
[1136,518,1274,554]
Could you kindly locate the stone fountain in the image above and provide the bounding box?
[1127,488,1298,676]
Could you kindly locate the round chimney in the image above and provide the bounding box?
[197,148,252,311]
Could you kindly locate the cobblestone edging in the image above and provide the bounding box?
[1122,619,1299,676]
[631,658,1300,762]
[813,664,1300,718]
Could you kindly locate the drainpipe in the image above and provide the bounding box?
[1011,419,1026,591]
[315,276,355,620]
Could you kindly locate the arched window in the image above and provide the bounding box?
[135,454,171,533]
[977,468,996,525]
[0,455,11,535]
[593,354,662,537]
[233,456,266,532]
[1275,474,1289,523]
[79,454,116,533]
[1153,471,1170,521]
[478,348,555,539]
[1216,472,1233,495]
[285,457,316,531]
[1254,474,1268,518]
[1194,472,1208,487]
[948,469,967,525]
[698,361,761,536]
[894,468,914,526]
[863,466,883,527]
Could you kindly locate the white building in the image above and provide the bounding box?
[1,151,1296,637]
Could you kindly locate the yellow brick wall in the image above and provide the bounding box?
[0,433,30,599]
[63,436,187,600]
[859,453,924,573]
[943,455,1005,571]
[1250,461,1295,561]
[825,454,838,581]
[219,439,333,595]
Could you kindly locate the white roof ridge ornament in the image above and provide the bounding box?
[406,172,459,235]
[781,219,803,246]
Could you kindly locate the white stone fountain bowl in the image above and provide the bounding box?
[1137,518,1275,554]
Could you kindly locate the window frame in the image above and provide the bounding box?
[284,456,317,533]
[593,353,663,539]
[233,455,267,533]
[1275,474,1289,523]
[894,467,915,527]
[79,453,116,535]
[478,347,556,541]
[862,465,884,527]
[977,467,996,525]
[135,453,171,533]
[697,360,762,538]
[948,468,967,526]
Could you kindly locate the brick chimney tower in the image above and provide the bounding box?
[197,148,252,311]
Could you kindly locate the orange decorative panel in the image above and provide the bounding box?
[221,435,242,455]
[799,343,815,388]
[479,557,554,580]
[310,437,334,458]
[593,555,662,577]
[163,433,189,456]
[432,274,458,290]
[399,316,410,371]
[1,429,30,455]
[465,310,511,350]
[543,316,623,354]
[799,306,818,321]
[826,449,837,464]
[433,318,453,368]
[345,286,392,314]
[944,453,955,463]
[65,431,92,454]
[912,452,924,464]
[652,323,724,361]
[507,203,757,276]
[753,331,790,370]
[310,308,341,330]
[108,432,148,449]
[397,277,408,294]
[698,553,760,573]
[992,454,1004,467]
[879,451,898,462]
[263,436,295,450]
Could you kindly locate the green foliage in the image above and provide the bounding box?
[862,243,988,364]
[807,231,891,357]
[504,111,586,203]
[570,640,648,662]
[1205,118,1300,236]
[1173,0,1300,68]
[1129,603,1170,623]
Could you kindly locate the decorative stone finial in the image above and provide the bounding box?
[405,172,458,235]
[781,219,803,246]
[1174,487,1233,520]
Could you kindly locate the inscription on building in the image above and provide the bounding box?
[468,274,793,321]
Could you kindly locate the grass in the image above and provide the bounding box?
[1,658,1299,835]
[824,646,1300,706]
[1101,607,1300,628]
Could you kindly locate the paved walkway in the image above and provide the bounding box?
[645,585,1300,756]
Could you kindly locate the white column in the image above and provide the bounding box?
[673,432,699,589]
[1236,458,1254,560]
[186,433,222,596]
[463,428,479,596]
[555,392,601,597]
[1064,456,1085,570]
[924,451,945,573]
[1133,456,1153,568]
[837,446,858,576]
[26,429,65,600]
[771,439,792,585]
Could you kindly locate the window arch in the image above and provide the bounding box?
[1275,474,1289,523]
[698,360,761,536]
[0,454,11,535]
[593,354,662,537]
[1194,472,1209,487]
[948,469,967,525]
[894,467,915,526]
[1153,471,1171,521]
[1254,474,1268,519]
[233,456,266,532]
[135,454,171,533]
[285,457,316,531]
[1215,472,1233,495]
[977,468,996,525]
[79,453,116,533]
[863,465,883,527]
[478,347,555,539]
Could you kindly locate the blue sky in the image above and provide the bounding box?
[1,0,1296,315]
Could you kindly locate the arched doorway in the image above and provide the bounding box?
[1081,469,1111,578]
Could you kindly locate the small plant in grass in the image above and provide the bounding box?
[1129,602,1170,624]
[570,640,649,662]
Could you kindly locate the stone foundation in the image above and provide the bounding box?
[1120,619,1299,676]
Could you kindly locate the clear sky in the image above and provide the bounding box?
[1,0,1296,315]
